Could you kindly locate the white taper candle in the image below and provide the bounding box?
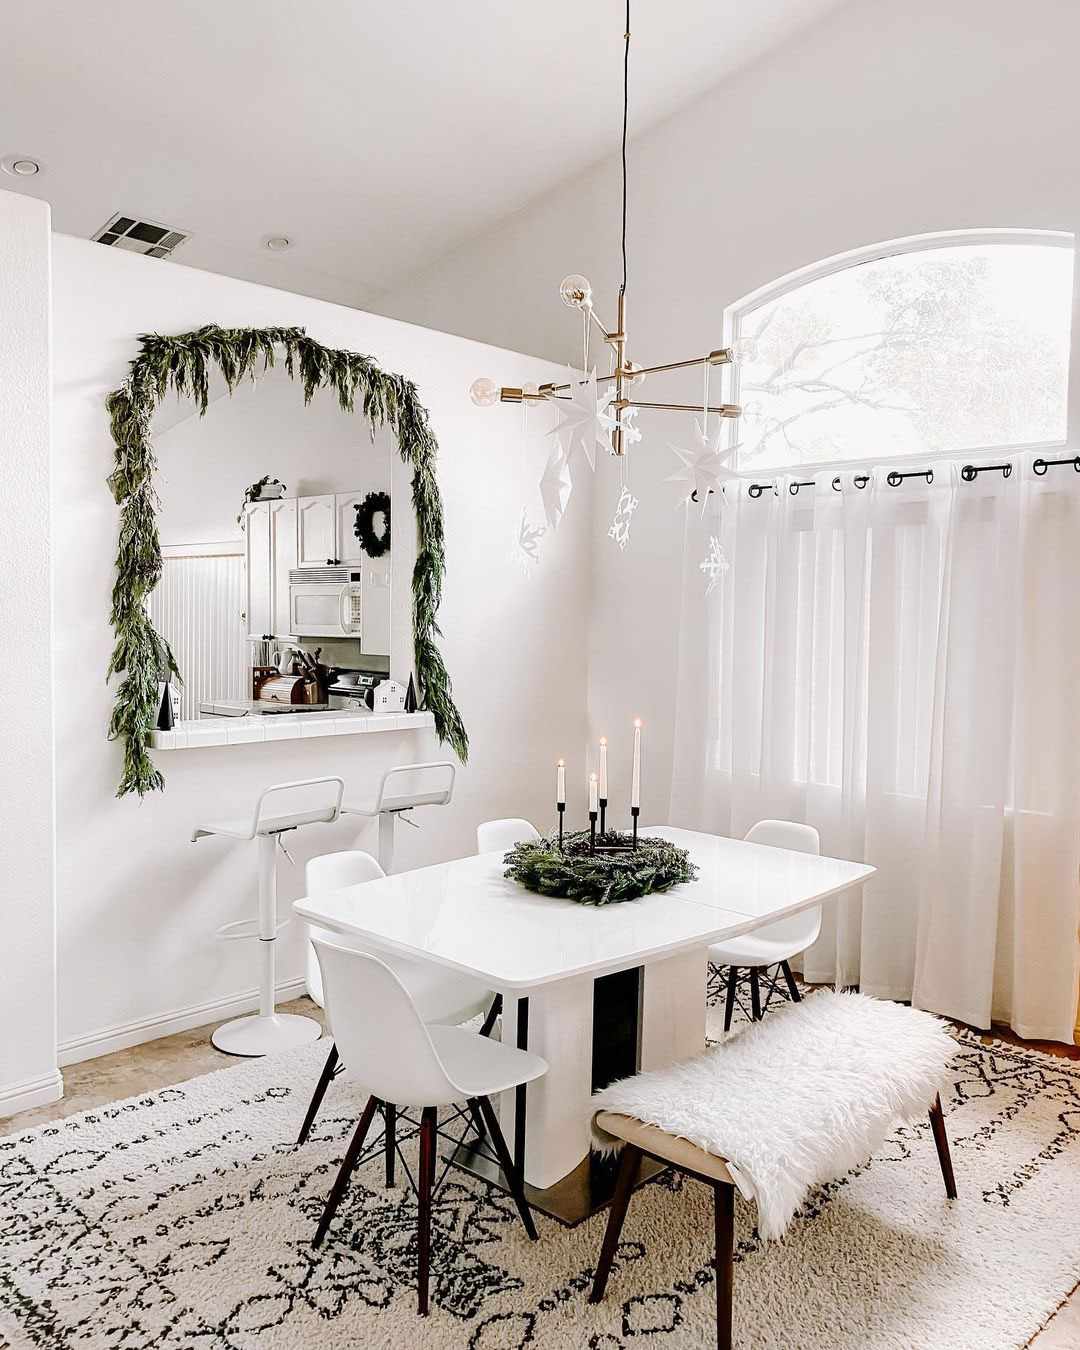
[589,772,598,814]
[556,759,566,806]
[598,737,608,798]
[631,719,642,809]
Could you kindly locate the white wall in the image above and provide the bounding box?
[156,367,392,548]
[0,192,60,1113]
[50,236,593,1064]
[381,0,1080,822]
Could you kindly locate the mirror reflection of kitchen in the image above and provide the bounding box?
[149,362,392,721]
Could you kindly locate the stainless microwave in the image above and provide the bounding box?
[288,566,363,638]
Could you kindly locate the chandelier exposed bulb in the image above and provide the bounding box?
[469,377,501,408]
[559,274,593,310]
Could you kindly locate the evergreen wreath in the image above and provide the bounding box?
[503,830,698,906]
[353,489,391,557]
[106,323,467,797]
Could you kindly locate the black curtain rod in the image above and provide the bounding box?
[738,457,1080,498]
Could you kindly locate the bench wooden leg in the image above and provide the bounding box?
[590,1143,643,1303]
[928,1094,957,1199]
[724,967,738,1032]
[715,1181,735,1350]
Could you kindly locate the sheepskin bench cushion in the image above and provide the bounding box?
[591,990,955,1238]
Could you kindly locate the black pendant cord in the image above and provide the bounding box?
[621,0,630,298]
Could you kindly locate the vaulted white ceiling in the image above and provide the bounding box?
[2,0,848,309]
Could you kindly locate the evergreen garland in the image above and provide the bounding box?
[503,831,698,906]
[106,323,467,797]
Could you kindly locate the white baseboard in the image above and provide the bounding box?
[0,1067,64,1118]
[58,977,309,1067]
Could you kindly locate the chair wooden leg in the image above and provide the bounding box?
[749,968,762,1021]
[928,1094,957,1199]
[296,1041,339,1146]
[384,1102,396,1188]
[724,967,738,1033]
[780,960,801,1003]
[715,1182,735,1350]
[417,1106,437,1316]
[476,1095,538,1240]
[589,1144,643,1303]
[479,994,502,1038]
[313,1094,379,1247]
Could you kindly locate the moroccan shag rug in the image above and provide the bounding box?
[3,1009,1080,1350]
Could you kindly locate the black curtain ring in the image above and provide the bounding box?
[748,483,764,499]
[960,464,977,482]
[886,470,902,487]
[789,481,801,496]
[831,475,842,492]
[924,468,934,484]
[1033,458,1048,476]
[855,475,869,489]
[1073,456,1080,473]
[1003,463,1013,479]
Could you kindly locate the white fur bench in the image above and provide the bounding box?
[588,991,957,1349]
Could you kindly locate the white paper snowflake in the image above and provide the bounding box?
[699,535,730,595]
[539,444,573,529]
[549,370,616,471]
[667,419,739,514]
[511,508,546,575]
[608,486,640,551]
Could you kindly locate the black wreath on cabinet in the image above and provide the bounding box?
[354,490,391,557]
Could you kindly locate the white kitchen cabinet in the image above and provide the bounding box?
[335,491,367,564]
[269,498,298,635]
[244,502,272,637]
[297,493,337,567]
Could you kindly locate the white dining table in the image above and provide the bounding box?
[293,825,874,1219]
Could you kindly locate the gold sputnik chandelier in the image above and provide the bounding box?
[469,1,743,464]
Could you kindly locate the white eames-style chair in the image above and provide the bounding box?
[310,940,548,1316]
[297,849,494,1150]
[708,819,822,1030]
[476,817,540,854]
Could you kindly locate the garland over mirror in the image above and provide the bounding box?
[106,324,467,797]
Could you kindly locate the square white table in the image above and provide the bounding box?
[293,825,873,1219]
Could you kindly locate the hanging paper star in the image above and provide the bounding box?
[607,485,639,551]
[667,418,739,515]
[600,404,642,450]
[539,444,573,529]
[699,535,730,596]
[511,508,546,575]
[549,369,615,471]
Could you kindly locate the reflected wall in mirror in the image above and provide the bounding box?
[148,364,393,720]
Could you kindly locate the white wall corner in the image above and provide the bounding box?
[0,188,59,1118]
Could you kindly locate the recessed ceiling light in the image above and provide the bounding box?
[264,235,292,252]
[2,155,41,177]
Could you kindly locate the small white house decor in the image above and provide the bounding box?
[374,679,407,713]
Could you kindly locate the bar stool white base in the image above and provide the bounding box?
[211,1012,322,1057]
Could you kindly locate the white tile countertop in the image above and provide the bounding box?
[149,709,435,749]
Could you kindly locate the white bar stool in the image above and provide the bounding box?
[342,761,455,873]
[193,776,344,1056]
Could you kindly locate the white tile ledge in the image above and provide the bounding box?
[150,710,435,750]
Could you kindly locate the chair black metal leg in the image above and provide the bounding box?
[715,1181,735,1350]
[475,1095,538,1241]
[417,1106,437,1316]
[466,1098,488,1142]
[479,994,502,1038]
[723,967,738,1033]
[589,1143,643,1303]
[296,1042,339,1146]
[780,960,801,1003]
[383,1102,396,1187]
[928,1094,957,1199]
[313,1094,379,1247]
[749,968,762,1021]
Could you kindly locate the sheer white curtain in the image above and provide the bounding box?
[670,454,1080,1042]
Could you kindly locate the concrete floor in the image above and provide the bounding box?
[1,1001,1076,1347]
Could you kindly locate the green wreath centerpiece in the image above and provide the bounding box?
[504,830,698,906]
[354,489,391,557]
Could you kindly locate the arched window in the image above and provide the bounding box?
[725,230,1074,471]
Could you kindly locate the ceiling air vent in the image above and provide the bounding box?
[91,213,189,259]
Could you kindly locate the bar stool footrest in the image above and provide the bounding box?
[215,916,294,942]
